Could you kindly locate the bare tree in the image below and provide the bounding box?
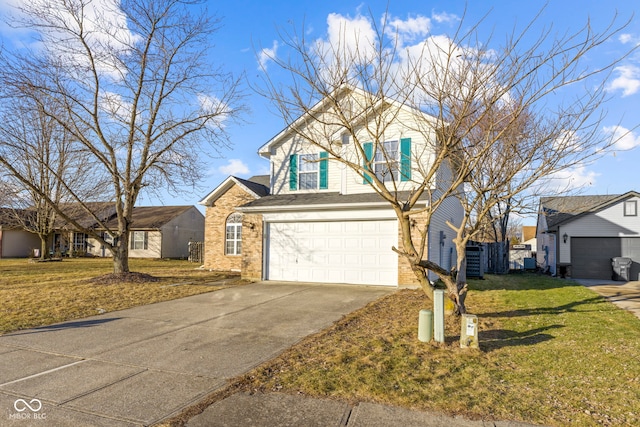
[257,8,635,313]
[0,96,95,259]
[0,0,243,273]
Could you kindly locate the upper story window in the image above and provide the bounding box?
[225,213,242,255]
[299,153,318,190]
[624,200,637,216]
[289,152,328,191]
[363,138,412,184]
[374,140,399,182]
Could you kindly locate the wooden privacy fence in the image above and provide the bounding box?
[188,241,204,263]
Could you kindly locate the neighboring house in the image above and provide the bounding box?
[1,203,204,259]
[200,86,464,287]
[86,206,205,259]
[0,208,40,258]
[536,191,640,280]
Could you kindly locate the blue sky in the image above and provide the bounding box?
[1,0,639,213]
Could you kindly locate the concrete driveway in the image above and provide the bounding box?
[575,279,640,320]
[0,282,392,426]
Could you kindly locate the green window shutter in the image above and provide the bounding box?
[400,138,411,181]
[363,142,373,184]
[289,154,298,191]
[319,152,328,189]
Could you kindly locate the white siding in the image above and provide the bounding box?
[128,231,162,258]
[428,162,463,279]
[0,229,41,258]
[267,104,438,197]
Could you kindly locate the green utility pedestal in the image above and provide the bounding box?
[418,309,433,342]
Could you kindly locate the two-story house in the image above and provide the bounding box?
[200,86,464,287]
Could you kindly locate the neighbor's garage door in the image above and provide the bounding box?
[571,237,640,280]
[266,220,398,286]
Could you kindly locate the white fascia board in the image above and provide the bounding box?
[237,201,389,213]
[237,200,428,214]
[257,85,361,158]
[199,176,260,206]
[262,209,398,222]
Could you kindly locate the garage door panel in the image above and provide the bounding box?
[267,220,398,286]
[571,237,640,280]
[571,237,620,279]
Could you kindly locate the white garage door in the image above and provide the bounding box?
[266,220,398,286]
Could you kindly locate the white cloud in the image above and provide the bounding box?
[99,91,132,121]
[258,40,279,71]
[317,13,378,63]
[603,125,640,151]
[386,14,431,43]
[4,0,141,81]
[606,65,640,97]
[431,11,460,24]
[618,33,640,45]
[218,159,249,176]
[198,94,230,128]
[545,166,598,192]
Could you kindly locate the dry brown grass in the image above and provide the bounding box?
[230,275,640,427]
[0,258,242,334]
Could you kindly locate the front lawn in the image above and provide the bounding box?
[0,258,241,334]
[240,274,640,427]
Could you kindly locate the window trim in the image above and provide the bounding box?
[289,152,328,191]
[624,200,637,217]
[363,138,411,184]
[73,232,87,252]
[373,140,399,182]
[130,230,148,250]
[225,213,242,256]
[298,153,319,190]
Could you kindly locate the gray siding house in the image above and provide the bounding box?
[536,191,640,280]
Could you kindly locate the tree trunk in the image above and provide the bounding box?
[39,237,47,260]
[455,252,468,315]
[112,236,130,274]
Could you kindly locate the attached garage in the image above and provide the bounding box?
[266,219,398,286]
[571,237,640,280]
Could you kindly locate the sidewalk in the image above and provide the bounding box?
[187,391,540,427]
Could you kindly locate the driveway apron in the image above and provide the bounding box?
[0,282,392,426]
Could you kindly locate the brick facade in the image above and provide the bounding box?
[205,181,431,287]
[203,184,257,271]
[241,213,264,281]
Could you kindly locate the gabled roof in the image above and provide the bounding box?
[101,206,199,230]
[0,208,35,229]
[257,84,438,159]
[540,191,640,230]
[54,202,117,229]
[199,175,270,206]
